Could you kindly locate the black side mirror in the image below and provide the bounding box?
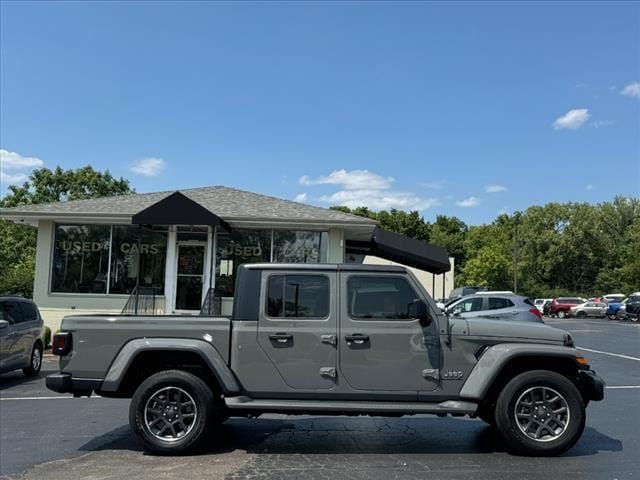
[408,299,431,326]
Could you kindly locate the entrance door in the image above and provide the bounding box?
[338,273,440,392]
[175,243,206,311]
[257,271,338,390]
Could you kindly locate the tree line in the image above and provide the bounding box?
[1,166,638,299]
[332,198,639,298]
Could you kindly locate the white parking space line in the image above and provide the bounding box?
[0,396,103,401]
[577,346,640,362]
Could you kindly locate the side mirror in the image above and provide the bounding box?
[0,319,9,330]
[408,299,431,327]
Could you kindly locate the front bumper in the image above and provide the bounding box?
[46,373,102,397]
[577,369,605,401]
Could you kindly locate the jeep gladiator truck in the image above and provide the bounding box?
[47,263,604,456]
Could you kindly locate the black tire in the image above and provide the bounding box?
[22,342,43,377]
[607,314,616,321]
[557,310,567,319]
[129,369,220,454]
[494,370,585,456]
[576,311,586,319]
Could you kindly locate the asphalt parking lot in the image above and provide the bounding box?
[1,317,639,480]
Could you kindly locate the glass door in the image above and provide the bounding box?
[175,242,206,311]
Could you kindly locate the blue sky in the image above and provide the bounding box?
[1,1,638,224]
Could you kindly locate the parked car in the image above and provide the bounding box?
[569,302,607,319]
[447,286,488,302]
[534,298,552,314]
[549,297,586,319]
[47,263,604,456]
[445,294,543,323]
[0,296,44,377]
[617,293,640,322]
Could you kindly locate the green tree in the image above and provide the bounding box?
[0,166,133,296]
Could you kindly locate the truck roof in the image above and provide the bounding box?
[241,263,409,273]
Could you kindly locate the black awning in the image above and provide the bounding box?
[346,227,450,274]
[132,191,230,230]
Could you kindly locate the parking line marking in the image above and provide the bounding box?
[577,347,640,362]
[606,386,640,389]
[0,395,102,401]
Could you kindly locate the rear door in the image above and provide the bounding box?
[257,271,338,390]
[484,297,517,320]
[338,272,440,392]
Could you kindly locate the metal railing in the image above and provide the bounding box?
[121,286,159,315]
[200,288,223,316]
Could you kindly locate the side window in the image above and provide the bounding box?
[488,297,514,310]
[347,276,418,320]
[1,301,24,324]
[267,275,330,319]
[20,302,39,322]
[454,297,483,313]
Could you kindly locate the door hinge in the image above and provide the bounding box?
[321,335,337,346]
[422,368,440,381]
[320,367,336,379]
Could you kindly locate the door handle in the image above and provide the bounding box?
[345,334,369,344]
[269,333,293,343]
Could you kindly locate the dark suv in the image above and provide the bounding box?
[0,297,44,377]
[550,297,585,319]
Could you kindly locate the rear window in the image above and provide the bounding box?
[267,275,330,319]
[488,297,515,310]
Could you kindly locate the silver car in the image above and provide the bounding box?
[0,297,44,377]
[445,294,544,323]
[569,301,607,319]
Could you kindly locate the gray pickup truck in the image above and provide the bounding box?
[47,263,604,456]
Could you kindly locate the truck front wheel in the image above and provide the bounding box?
[494,370,585,456]
[129,369,218,454]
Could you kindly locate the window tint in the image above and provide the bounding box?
[453,297,483,313]
[348,276,418,320]
[267,275,329,319]
[488,297,515,310]
[20,302,39,322]
[1,301,24,324]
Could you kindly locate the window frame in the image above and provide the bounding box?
[346,274,421,322]
[264,273,331,321]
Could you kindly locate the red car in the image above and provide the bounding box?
[549,297,586,319]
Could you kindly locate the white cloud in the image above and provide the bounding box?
[553,108,590,130]
[299,169,393,190]
[319,189,440,211]
[130,157,166,176]
[484,184,507,193]
[294,192,307,203]
[456,196,480,208]
[420,180,446,190]
[621,82,640,99]
[585,184,593,191]
[0,149,45,189]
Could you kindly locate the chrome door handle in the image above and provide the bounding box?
[269,333,293,343]
[345,334,369,344]
[321,335,337,346]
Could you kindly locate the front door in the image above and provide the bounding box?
[339,273,440,392]
[175,243,206,311]
[257,270,338,390]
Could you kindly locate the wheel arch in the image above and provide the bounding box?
[460,343,583,404]
[100,338,242,397]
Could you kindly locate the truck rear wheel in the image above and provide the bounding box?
[557,310,567,319]
[494,370,585,456]
[129,369,218,454]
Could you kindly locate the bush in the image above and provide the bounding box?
[43,326,51,349]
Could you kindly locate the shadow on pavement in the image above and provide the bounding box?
[77,416,623,458]
[0,372,43,391]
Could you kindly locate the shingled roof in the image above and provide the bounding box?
[0,185,377,226]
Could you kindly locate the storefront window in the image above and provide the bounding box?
[215,229,271,297]
[51,225,111,293]
[273,231,327,263]
[109,226,168,294]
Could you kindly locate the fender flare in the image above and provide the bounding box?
[459,343,582,401]
[100,338,242,394]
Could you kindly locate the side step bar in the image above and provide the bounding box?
[225,396,478,415]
